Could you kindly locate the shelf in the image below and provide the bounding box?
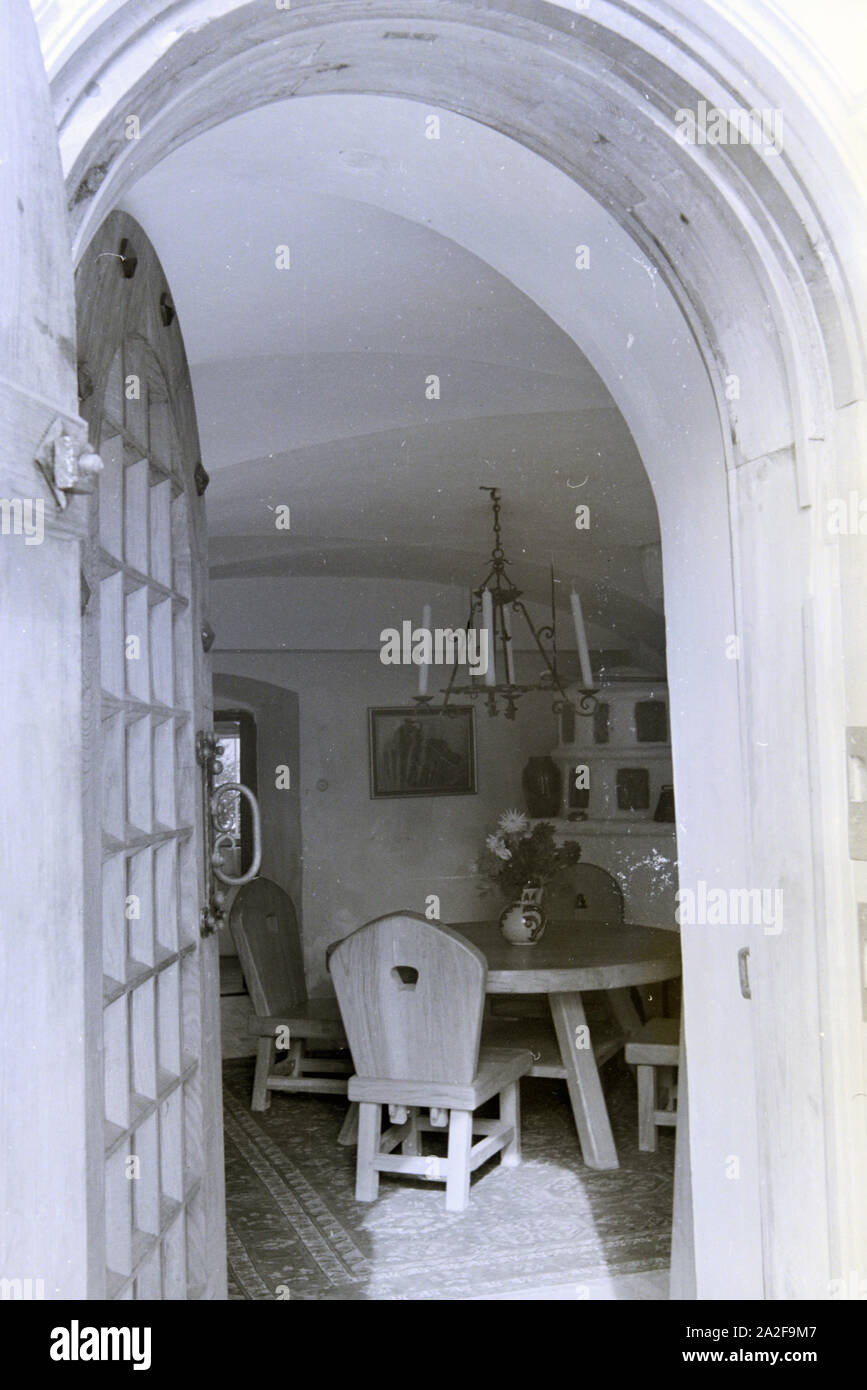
[554,746,672,760]
[541,818,677,838]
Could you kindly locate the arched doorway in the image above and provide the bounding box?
[35,0,867,1298]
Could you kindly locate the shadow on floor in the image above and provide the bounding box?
[222,1056,674,1301]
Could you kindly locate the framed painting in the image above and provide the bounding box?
[368,706,477,798]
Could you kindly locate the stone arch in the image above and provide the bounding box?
[40,0,867,1296]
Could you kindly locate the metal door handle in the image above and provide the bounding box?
[211,782,262,885]
[196,729,262,936]
[738,946,752,999]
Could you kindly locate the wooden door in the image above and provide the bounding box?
[0,0,94,1299]
[75,211,225,1299]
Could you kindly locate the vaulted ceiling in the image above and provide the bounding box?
[120,93,665,663]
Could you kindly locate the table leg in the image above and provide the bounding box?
[549,991,619,1169]
[608,986,643,1039]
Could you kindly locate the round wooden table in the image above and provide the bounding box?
[451,918,681,1170]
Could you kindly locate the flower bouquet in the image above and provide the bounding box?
[481,810,581,944]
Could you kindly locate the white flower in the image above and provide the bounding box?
[498,809,528,834]
[485,833,512,861]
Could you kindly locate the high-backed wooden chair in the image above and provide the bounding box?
[329,912,532,1212]
[544,862,626,922]
[230,877,351,1112]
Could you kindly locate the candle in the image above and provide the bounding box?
[418,603,431,695]
[570,589,593,687]
[481,588,497,686]
[502,602,516,685]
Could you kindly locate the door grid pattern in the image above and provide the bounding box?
[94,338,206,1299]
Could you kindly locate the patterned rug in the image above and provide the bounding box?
[223,1057,674,1301]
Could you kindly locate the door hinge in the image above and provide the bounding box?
[859,905,867,1022]
[846,729,867,860]
[35,416,103,510]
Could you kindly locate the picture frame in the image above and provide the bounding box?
[368,706,477,799]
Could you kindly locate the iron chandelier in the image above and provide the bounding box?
[414,487,598,722]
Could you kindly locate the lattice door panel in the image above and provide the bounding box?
[93,340,207,1299]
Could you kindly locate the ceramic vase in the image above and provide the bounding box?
[521,755,561,818]
[499,882,547,945]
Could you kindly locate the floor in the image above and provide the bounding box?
[222,1055,674,1301]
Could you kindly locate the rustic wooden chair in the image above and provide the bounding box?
[229,877,352,1112]
[544,861,626,922]
[328,912,532,1212]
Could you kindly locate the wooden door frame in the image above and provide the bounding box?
[22,0,867,1297]
[1,0,95,1298]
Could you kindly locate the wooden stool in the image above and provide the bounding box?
[624,1017,680,1151]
